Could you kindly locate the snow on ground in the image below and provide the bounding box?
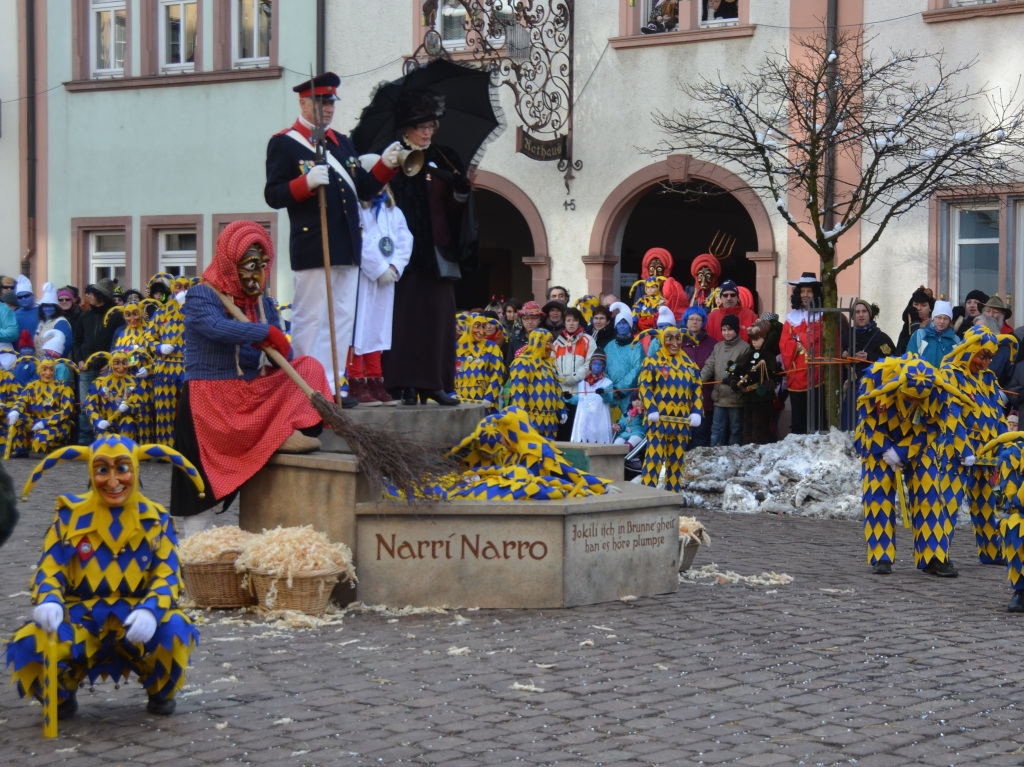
[674,429,865,521]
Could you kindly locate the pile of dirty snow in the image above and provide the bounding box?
[674,429,863,520]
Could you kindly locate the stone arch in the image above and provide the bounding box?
[472,170,550,302]
[586,155,778,310]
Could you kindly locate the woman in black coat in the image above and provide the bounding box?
[384,91,476,406]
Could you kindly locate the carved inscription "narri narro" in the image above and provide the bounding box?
[375,534,549,561]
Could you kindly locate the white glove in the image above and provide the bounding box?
[381,141,403,170]
[159,343,174,355]
[882,447,902,467]
[962,455,976,467]
[377,267,399,286]
[647,411,661,423]
[34,602,63,633]
[124,609,157,645]
[6,411,18,425]
[97,419,110,431]
[174,290,187,307]
[32,421,44,432]
[559,412,568,425]
[305,164,330,190]
[689,413,702,428]
[117,402,129,414]
[136,366,149,378]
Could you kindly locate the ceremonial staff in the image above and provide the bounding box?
[309,80,344,405]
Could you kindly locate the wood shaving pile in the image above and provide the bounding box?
[179,525,258,563]
[680,563,793,586]
[678,516,711,546]
[234,525,356,586]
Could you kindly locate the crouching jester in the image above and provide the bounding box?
[5,435,206,720]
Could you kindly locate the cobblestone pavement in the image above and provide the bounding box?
[1,456,1023,766]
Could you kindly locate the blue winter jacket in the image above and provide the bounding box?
[906,321,960,368]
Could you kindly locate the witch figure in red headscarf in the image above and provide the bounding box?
[169,221,332,534]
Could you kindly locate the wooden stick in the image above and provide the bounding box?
[43,631,58,738]
[317,185,344,405]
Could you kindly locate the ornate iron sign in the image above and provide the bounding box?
[415,1,580,191]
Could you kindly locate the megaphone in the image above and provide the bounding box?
[399,148,425,176]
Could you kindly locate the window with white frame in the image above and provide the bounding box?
[950,204,1001,301]
[703,0,739,26]
[440,0,470,48]
[159,0,197,73]
[233,0,272,67]
[158,230,198,277]
[90,231,127,285]
[90,0,127,78]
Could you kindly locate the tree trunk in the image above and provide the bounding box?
[821,265,841,431]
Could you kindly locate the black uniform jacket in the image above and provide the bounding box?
[265,120,396,272]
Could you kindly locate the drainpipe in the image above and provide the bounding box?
[23,0,37,280]
[316,0,326,73]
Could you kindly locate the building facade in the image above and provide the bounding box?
[4,0,1024,341]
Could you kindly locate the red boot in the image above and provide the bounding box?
[349,378,380,406]
[369,378,397,406]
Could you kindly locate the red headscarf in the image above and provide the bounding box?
[203,221,275,318]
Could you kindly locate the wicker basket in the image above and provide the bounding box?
[182,553,256,608]
[248,567,346,615]
[678,540,701,573]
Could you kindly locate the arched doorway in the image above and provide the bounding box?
[457,188,535,309]
[621,182,760,309]
[457,172,550,308]
[588,155,778,313]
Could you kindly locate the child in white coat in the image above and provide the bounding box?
[347,155,413,405]
[568,350,615,443]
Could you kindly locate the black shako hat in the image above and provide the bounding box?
[293,72,340,101]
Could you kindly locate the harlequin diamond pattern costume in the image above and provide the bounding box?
[109,302,158,443]
[83,352,147,442]
[7,358,75,455]
[638,327,702,493]
[979,432,1024,610]
[941,325,1015,564]
[5,436,205,716]
[506,329,565,439]
[855,354,972,572]
[149,276,189,445]
[445,407,611,500]
[454,314,505,410]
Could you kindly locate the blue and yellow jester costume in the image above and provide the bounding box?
[454,314,505,411]
[855,354,973,574]
[83,351,148,442]
[637,327,702,493]
[979,432,1024,611]
[7,357,75,455]
[5,435,205,717]
[446,406,612,500]
[109,301,160,444]
[941,325,1016,564]
[506,329,565,439]
[149,276,189,445]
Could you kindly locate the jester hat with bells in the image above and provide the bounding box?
[21,435,204,549]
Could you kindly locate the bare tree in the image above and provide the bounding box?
[648,26,1024,427]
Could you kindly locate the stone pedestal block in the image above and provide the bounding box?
[319,402,489,454]
[354,482,681,609]
[553,441,629,482]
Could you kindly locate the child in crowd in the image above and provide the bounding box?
[700,313,749,446]
[568,350,615,443]
[728,320,782,445]
[612,392,646,449]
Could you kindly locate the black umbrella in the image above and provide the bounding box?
[351,59,503,169]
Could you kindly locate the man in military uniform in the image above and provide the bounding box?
[264,72,403,401]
